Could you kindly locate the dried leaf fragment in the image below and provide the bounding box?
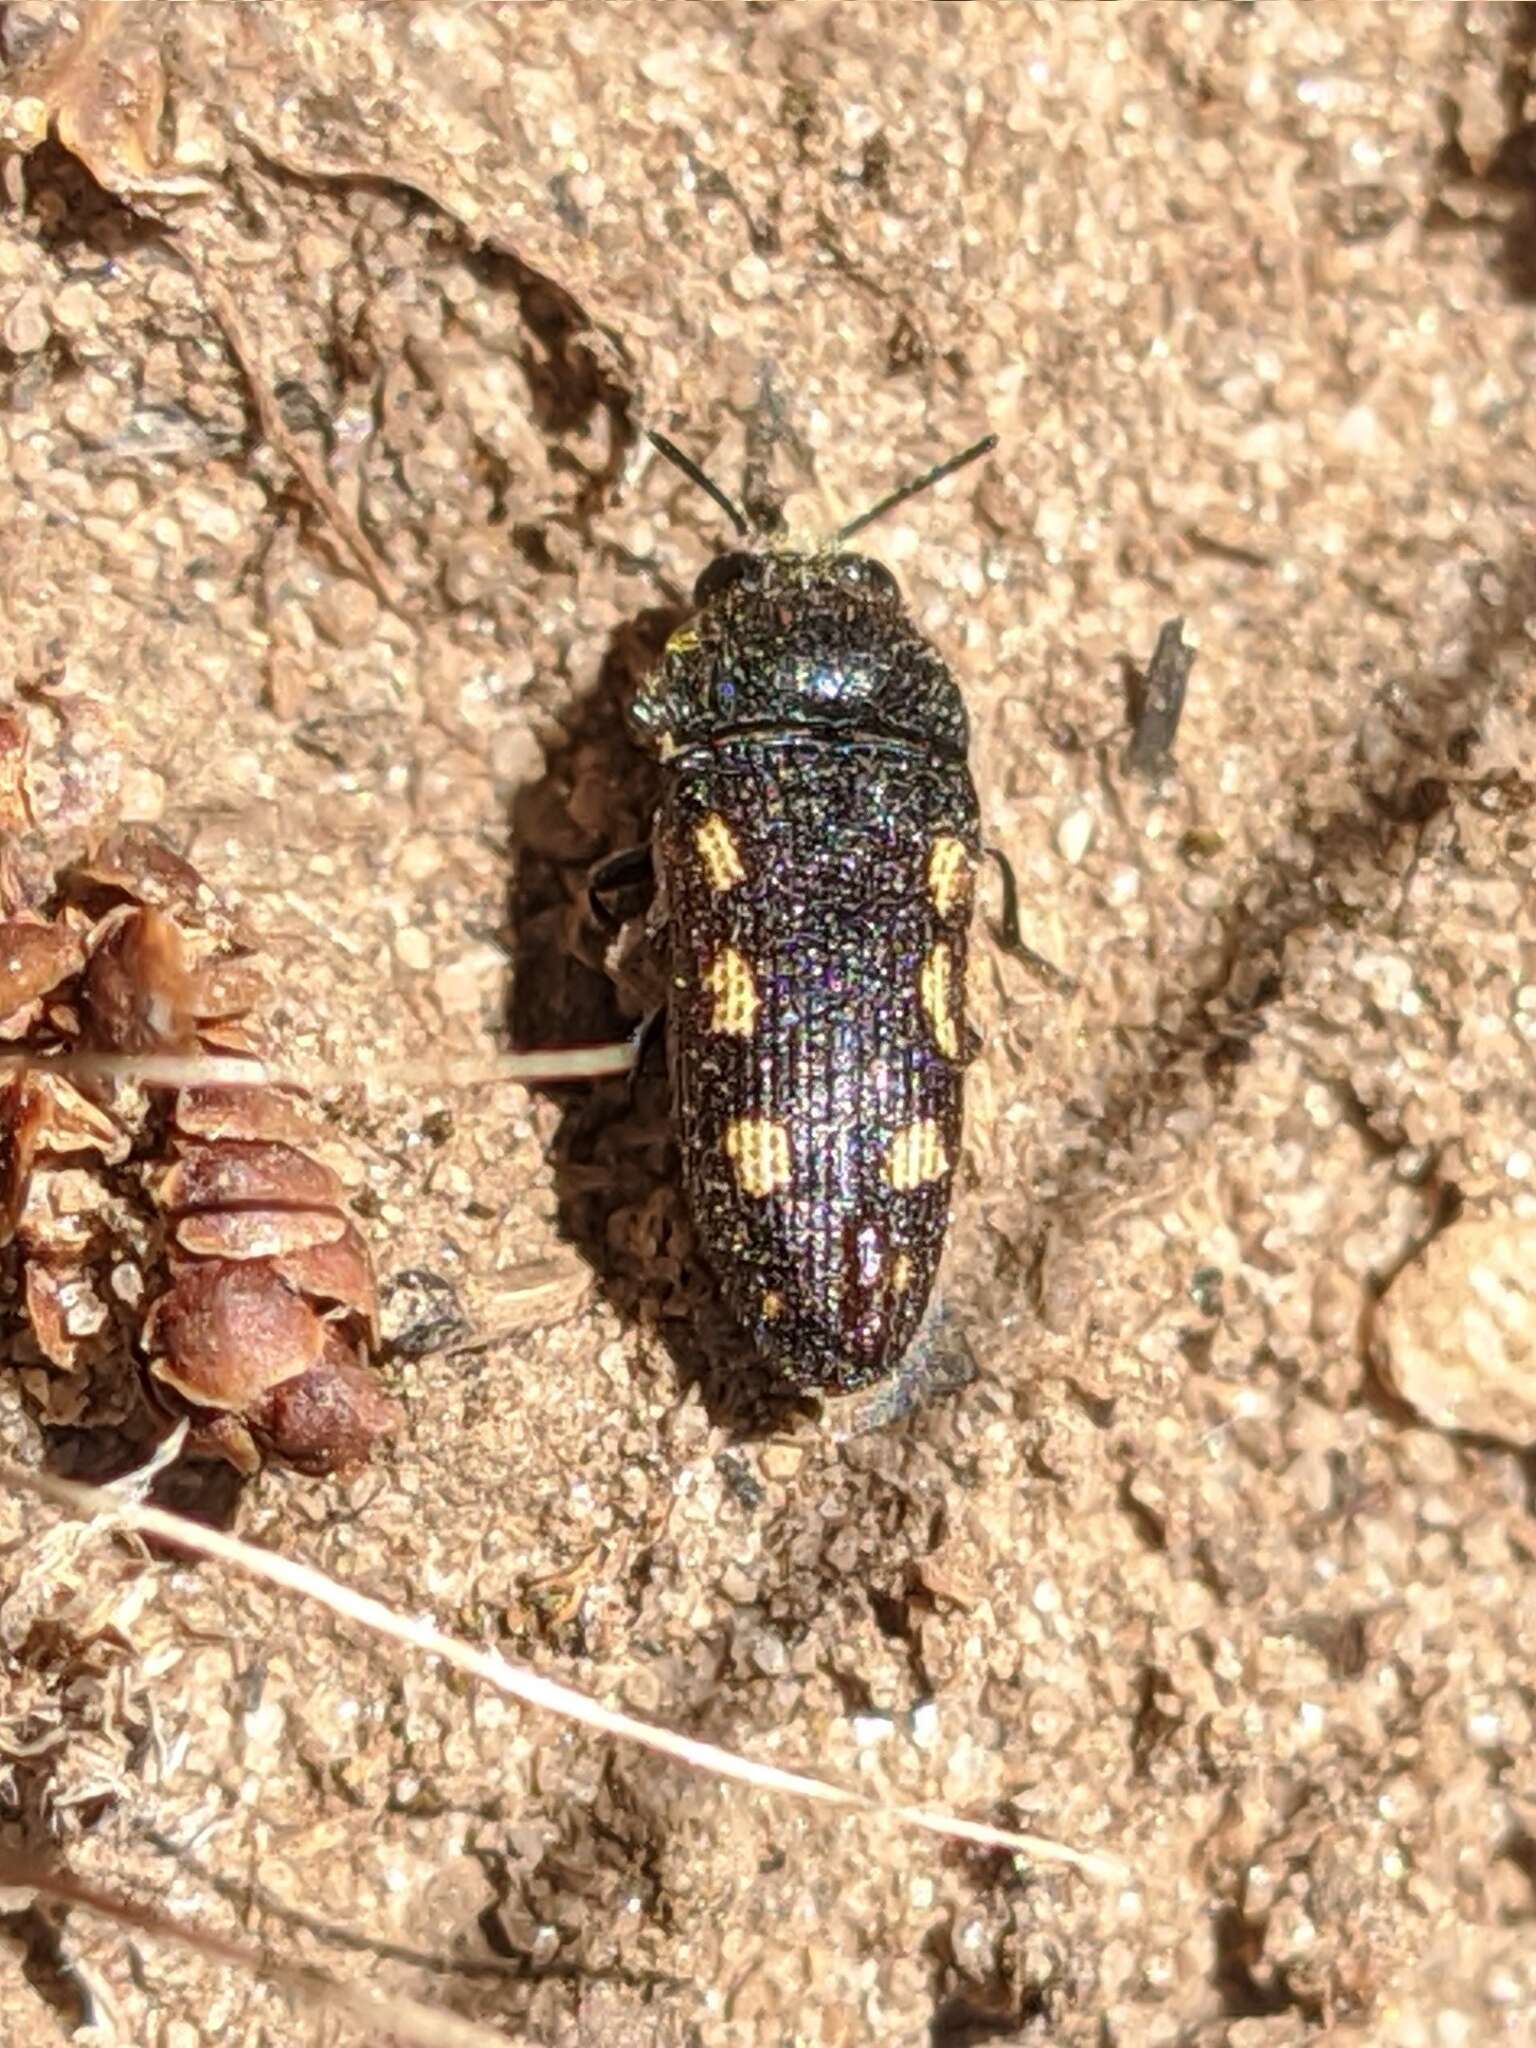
[185,955,270,1020]
[0,1069,129,1240]
[64,830,217,923]
[24,1070,129,1167]
[23,1259,75,1370]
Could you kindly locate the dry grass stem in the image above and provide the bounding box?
[1,1462,1132,1887]
[0,1043,639,1090]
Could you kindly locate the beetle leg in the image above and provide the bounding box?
[625,1005,667,1108]
[586,842,655,930]
[984,847,1077,995]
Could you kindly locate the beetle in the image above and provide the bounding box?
[590,428,1008,1401]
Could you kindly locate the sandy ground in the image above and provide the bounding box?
[3,2,1536,2042]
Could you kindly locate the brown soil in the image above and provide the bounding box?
[4,3,1536,2042]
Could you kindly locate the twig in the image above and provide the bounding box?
[184,260,415,626]
[0,1852,522,2048]
[0,1463,1131,1887]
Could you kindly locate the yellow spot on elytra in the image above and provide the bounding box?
[920,941,962,1060]
[724,1116,792,1196]
[885,1118,949,1191]
[704,946,761,1036]
[695,813,747,893]
[761,1289,784,1321]
[927,835,973,917]
[891,1252,913,1295]
[666,625,700,657]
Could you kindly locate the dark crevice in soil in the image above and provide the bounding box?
[465,238,634,467]
[1128,1662,1181,1778]
[929,1991,1047,2045]
[0,139,161,405]
[15,136,164,261]
[1497,1824,1536,1915]
[1210,1900,1321,2022]
[923,1915,1064,2046]
[1428,4,1536,297]
[0,1905,86,2032]
[1116,1470,1168,1552]
[233,137,636,510]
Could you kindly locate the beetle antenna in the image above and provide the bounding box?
[647,430,751,539]
[836,434,998,544]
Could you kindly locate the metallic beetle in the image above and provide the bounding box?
[617,431,996,1397]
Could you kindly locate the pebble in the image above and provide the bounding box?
[398,834,445,883]
[1370,1208,1536,1443]
[1056,806,1094,865]
[311,577,381,648]
[435,946,502,1018]
[909,1699,940,1747]
[394,927,433,972]
[51,280,100,334]
[730,253,772,302]
[760,1441,802,1480]
[638,46,689,88]
[118,766,167,823]
[748,1628,788,1676]
[2,286,49,355]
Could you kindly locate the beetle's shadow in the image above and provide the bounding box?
[504,606,815,1439]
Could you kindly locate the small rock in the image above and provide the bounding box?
[730,253,772,302]
[50,280,100,334]
[909,1699,940,1747]
[747,1627,788,1676]
[2,286,49,355]
[1056,806,1094,865]
[1369,1208,1536,1443]
[311,577,380,648]
[394,926,433,972]
[639,46,689,88]
[760,1440,802,1480]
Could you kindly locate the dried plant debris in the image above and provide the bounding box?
[0,713,398,1476]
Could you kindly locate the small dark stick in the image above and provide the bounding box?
[1123,617,1195,780]
[985,848,1078,996]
